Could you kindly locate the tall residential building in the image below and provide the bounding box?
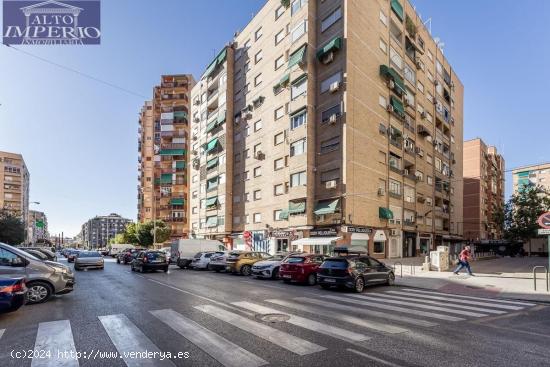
[463,139,505,241]
[27,210,49,244]
[80,213,132,248]
[0,151,30,240]
[512,162,550,195]
[138,75,196,241]
[189,0,464,258]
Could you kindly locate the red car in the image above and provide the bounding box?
[279,254,325,285]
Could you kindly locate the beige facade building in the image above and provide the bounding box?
[463,139,505,241]
[189,0,464,258]
[28,210,49,245]
[0,151,30,240]
[512,162,550,195]
[138,75,195,241]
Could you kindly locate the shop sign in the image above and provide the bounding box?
[309,227,338,237]
[341,225,372,234]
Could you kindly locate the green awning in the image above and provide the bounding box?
[391,0,404,21]
[516,171,530,177]
[316,36,342,60]
[206,119,218,133]
[204,48,227,78]
[204,61,217,78]
[171,198,184,206]
[379,65,406,94]
[291,73,307,85]
[379,207,394,220]
[175,161,185,169]
[160,149,185,156]
[278,209,289,220]
[273,73,290,92]
[174,111,187,119]
[207,176,219,189]
[205,196,219,208]
[289,201,306,214]
[205,216,218,227]
[160,174,172,184]
[205,138,219,153]
[217,112,226,124]
[217,48,227,64]
[314,199,340,215]
[288,45,307,68]
[390,96,405,117]
[206,157,219,169]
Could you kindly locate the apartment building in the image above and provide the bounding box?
[463,139,505,241]
[138,75,195,240]
[28,210,49,245]
[80,213,132,248]
[512,162,550,195]
[0,151,30,236]
[189,0,464,258]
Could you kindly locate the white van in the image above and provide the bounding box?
[109,244,134,257]
[171,239,226,268]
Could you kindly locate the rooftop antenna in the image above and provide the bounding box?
[423,17,432,34]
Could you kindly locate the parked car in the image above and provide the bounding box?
[67,250,80,263]
[191,251,224,270]
[279,254,325,285]
[171,239,226,269]
[251,253,292,279]
[74,251,104,271]
[317,255,395,292]
[225,251,271,276]
[0,277,27,314]
[159,247,172,263]
[131,250,169,273]
[117,248,143,264]
[207,251,232,272]
[20,247,57,262]
[61,248,74,258]
[20,249,49,261]
[99,249,110,256]
[0,242,75,304]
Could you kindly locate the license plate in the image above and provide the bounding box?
[282,274,291,279]
[226,266,231,270]
[324,278,336,283]
[151,260,161,263]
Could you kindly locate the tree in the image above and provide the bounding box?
[135,220,171,248]
[0,209,25,245]
[122,222,139,245]
[109,233,126,245]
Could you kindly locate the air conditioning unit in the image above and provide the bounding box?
[403,169,409,176]
[415,174,422,181]
[387,80,395,89]
[390,229,399,236]
[420,111,427,119]
[194,117,200,123]
[254,151,265,160]
[386,104,394,113]
[322,52,334,64]
[329,81,340,93]
[415,146,421,154]
[450,117,455,124]
[234,116,241,124]
[191,150,198,155]
[329,114,337,124]
[192,135,197,141]
[415,60,423,70]
[325,180,337,189]
[379,124,387,135]
[377,188,385,196]
[244,112,253,120]
[434,80,439,86]
[426,135,433,143]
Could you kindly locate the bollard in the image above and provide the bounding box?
[533,266,549,292]
[393,262,403,278]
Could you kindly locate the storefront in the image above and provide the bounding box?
[291,227,340,255]
[372,230,388,259]
[267,230,299,254]
[403,231,417,257]
[341,225,373,256]
[418,233,433,256]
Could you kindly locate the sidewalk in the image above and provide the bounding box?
[384,257,550,303]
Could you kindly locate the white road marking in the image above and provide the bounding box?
[316,295,465,322]
[150,309,267,367]
[343,294,489,317]
[347,348,405,367]
[31,320,78,367]
[266,299,413,332]
[372,293,507,314]
[232,301,370,343]
[400,288,535,306]
[0,329,4,340]
[388,290,526,310]
[98,314,175,367]
[195,304,326,356]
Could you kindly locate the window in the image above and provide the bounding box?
[254,166,262,177]
[417,81,424,93]
[255,50,263,64]
[379,150,387,165]
[290,171,306,187]
[274,209,283,221]
[436,60,443,76]
[275,5,285,19]
[192,175,198,183]
[233,195,241,203]
[389,179,401,195]
[291,75,307,99]
[389,152,401,169]
[379,10,388,26]
[290,138,306,156]
[427,71,434,83]
[255,27,262,41]
[253,213,262,223]
[427,176,433,185]
[254,73,262,86]
[275,29,285,45]
[320,136,340,153]
[404,185,415,203]
[290,109,307,129]
[415,170,424,181]
[378,178,386,191]
[321,103,342,123]
[254,190,262,200]
[403,64,415,84]
[244,149,250,159]
[435,157,442,172]
[253,120,262,132]
[291,0,306,15]
[274,132,284,145]
[233,216,241,225]
[379,95,387,108]
[321,7,342,32]
[320,168,339,183]
[427,50,433,61]
[274,184,284,196]
[426,154,433,164]
[245,214,250,224]
[275,55,285,70]
[379,38,387,53]
[390,46,402,71]
[192,207,198,214]
[320,71,342,93]
[275,106,285,120]
[291,20,307,42]
[244,171,250,181]
[274,157,285,170]
[245,192,250,202]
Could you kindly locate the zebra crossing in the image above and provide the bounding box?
[0,288,537,367]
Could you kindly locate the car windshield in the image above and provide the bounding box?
[286,257,305,263]
[194,252,203,259]
[269,254,286,261]
[146,252,165,260]
[79,252,101,257]
[27,250,47,259]
[321,259,349,269]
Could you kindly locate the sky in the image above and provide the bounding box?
[1,0,549,237]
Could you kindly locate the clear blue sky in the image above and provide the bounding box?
[1,0,548,237]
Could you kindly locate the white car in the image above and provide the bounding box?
[251,253,289,279]
[191,251,225,270]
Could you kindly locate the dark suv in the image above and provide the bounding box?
[317,255,395,292]
[131,251,169,273]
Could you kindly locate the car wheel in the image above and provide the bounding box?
[320,284,331,290]
[214,269,221,273]
[138,266,143,273]
[283,279,291,284]
[116,258,120,264]
[240,265,252,276]
[271,268,279,280]
[307,273,316,286]
[74,266,81,271]
[386,272,395,286]
[26,281,52,304]
[354,277,365,293]
[163,267,168,273]
[100,267,104,270]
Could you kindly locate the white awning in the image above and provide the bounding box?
[373,230,387,242]
[291,237,341,247]
[351,233,370,241]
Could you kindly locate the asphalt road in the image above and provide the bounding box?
[0,257,549,367]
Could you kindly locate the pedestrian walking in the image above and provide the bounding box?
[453,245,474,276]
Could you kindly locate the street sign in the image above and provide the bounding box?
[538,229,550,235]
[537,212,550,229]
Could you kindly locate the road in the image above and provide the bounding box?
[0,257,549,367]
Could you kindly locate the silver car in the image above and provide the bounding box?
[74,251,104,271]
[0,242,75,304]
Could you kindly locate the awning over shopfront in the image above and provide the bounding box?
[291,237,342,247]
[373,230,387,242]
[351,232,370,241]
